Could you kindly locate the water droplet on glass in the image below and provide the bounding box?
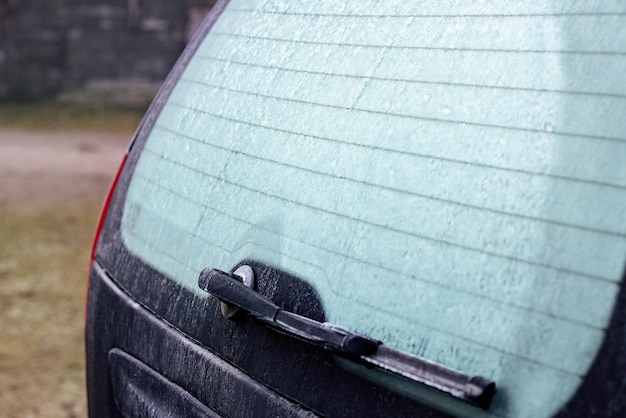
[440,104,450,114]
[423,93,431,102]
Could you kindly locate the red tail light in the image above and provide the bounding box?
[90,153,128,261]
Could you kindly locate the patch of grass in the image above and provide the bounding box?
[0,204,101,417]
[0,102,145,132]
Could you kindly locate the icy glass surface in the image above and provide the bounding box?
[122,1,626,416]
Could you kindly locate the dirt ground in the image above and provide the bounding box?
[0,130,131,209]
[0,128,131,417]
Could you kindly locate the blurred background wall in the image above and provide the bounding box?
[0,0,215,106]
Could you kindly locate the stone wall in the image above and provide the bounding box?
[0,0,214,102]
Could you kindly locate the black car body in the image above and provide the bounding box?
[86,1,626,417]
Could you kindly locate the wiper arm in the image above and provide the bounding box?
[198,266,496,410]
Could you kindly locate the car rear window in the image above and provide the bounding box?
[120,1,626,416]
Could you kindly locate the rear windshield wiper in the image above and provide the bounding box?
[198,266,496,410]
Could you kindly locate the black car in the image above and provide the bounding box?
[86,1,626,417]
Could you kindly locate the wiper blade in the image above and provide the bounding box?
[198,267,496,410]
